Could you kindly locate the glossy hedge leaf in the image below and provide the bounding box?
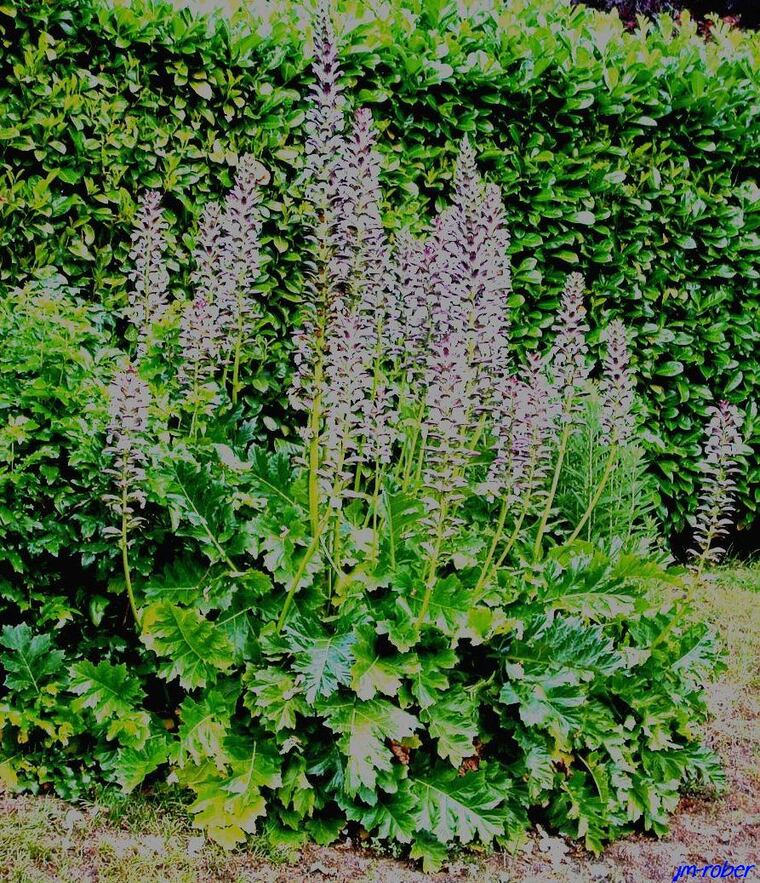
[69,660,150,748]
[140,602,234,690]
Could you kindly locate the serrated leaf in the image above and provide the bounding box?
[501,673,586,750]
[353,779,418,844]
[216,571,271,658]
[422,686,479,766]
[506,616,624,679]
[143,559,214,606]
[379,488,424,570]
[286,621,356,705]
[409,648,456,709]
[350,625,415,701]
[245,446,304,512]
[412,766,512,845]
[109,734,174,793]
[69,660,150,748]
[177,687,236,768]
[410,831,448,872]
[279,755,316,818]
[141,602,234,690]
[177,734,282,848]
[0,624,65,695]
[320,697,419,796]
[243,666,308,731]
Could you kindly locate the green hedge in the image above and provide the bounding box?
[1,0,758,542]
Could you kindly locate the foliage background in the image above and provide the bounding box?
[1,0,758,572]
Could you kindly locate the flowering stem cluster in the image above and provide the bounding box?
[106,0,744,641]
[104,156,269,625]
[103,363,151,626]
[285,5,682,633]
[691,401,744,574]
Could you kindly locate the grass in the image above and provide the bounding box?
[692,561,760,690]
[0,563,758,883]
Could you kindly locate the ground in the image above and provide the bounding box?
[1,566,757,883]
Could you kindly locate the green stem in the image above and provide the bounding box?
[307,361,324,537]
[276,524,325,633]
[695,503,722,579]
[473,497,509,597]
[120,466,141,629]
[415,502,447,628]
[566,442,618,546]
[330,517,342,582]
[494,504,528,571]
[189,362,200,440]
[231,309,244,404]
[400,399,427,490]
[412,426,428,489]
[533,419,573,561]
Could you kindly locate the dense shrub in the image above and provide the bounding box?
[0,8,742,865]
[577,0,760,30]
[0,0,758,557]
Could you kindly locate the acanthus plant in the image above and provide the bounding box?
[0,0,742,869]
[690,401,746,573]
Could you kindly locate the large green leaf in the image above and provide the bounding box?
[422,686,480,767]
[69,660,150,748]
[108,734,175,793]
[348,778,418,844]
[176,734,282,849]
[286,621,356,705]
[500,673,586,750]
[140,602,234,690]
[350,625,416,701]
[243,666,308,731]
[320,696,419,796]
[505,616,624,679]
[412,765,515,845]
[378,487,424,570]
[177,686,237,768]
[0,624,65,696]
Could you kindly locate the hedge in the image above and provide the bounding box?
[1,0,758,550]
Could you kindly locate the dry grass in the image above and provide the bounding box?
[0,565,757,883]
